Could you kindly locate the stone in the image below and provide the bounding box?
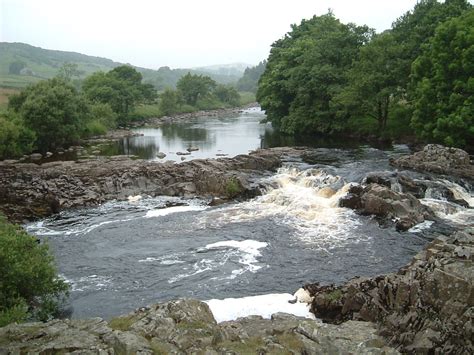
[30,153,42,161]
[156,152,166,159]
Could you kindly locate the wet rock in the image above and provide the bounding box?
[365,173,392,188]
[391,144,474,180]
[45,151,53,158]
[187,146,199,152]
[305,228,474,354]
[0,148,302,222]
[176,151,191,156]
[340,182,434,231]
[156,152,166,159]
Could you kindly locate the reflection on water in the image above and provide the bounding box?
[101,107,393,161]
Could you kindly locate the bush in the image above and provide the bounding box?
[0,112,35,160]
[0,215,69,326]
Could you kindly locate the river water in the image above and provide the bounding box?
[25,108,474,320]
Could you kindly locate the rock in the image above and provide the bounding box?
[187,146,199,152]
[156,152,166,159]
[391,144,474,180]
[45,151,53,158]
[0,148,300,222]
[305,228,474,354]
[340,182,434,231]
[30,153,42,161]
[176,151,191,156]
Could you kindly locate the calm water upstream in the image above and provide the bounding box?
[25,109,474,320]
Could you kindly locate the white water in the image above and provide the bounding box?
[206,293,315,323]
[198,167,363,250]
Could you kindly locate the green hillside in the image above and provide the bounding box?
[0,42,242,90]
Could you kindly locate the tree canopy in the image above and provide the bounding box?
[176,73,217,106]
[257,13,372,134]
[411,9,474,146]
[83,65,156,122]
[9,78,90,152]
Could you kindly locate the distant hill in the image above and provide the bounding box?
[0,42,243,90]
[193,63,252,77]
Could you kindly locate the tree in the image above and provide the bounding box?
[0,113,35,159]
[410,9,474,147]
[237,61,267,93]
[83,65,157,122]
[338,31,402,132]
[159,88,179,115]
[0,215,68,326]
[176,73,216,105]
[257,13,372,134]
[9,78,90,152]
[57,62,82,81]
[214,84,241,106]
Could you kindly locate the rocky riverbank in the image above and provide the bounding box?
[0,299,398,354]
[0,147,304,223]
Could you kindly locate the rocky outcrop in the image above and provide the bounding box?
[0,148,302,223]
[0,299,398,354]
[339,183,434,231]
[390,144,474,180]
[305,228,474,354]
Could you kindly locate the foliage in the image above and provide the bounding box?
[57,62,83,81]
[410,9,474,147]
[0,215,69,326]
[214,84,241,106]
[176,73,217,106]
[159,88,179,115]
[257,13,372,135]
[0,112,35,159]
[225,178,242,198]
[83,65,157,123]
[338,31,402,132]
[237,60,267,93]
[9,78,90,152]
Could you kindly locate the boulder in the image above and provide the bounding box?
[305,228,474,354]
[156,152,166,159]
[391,144,474,180]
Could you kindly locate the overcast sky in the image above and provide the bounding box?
[1,0,431,69]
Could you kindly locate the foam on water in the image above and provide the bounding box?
[145,205,207,218]
[198,167,362,249]
[206,293,315,323]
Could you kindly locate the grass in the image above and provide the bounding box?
[326,289,343,302]
[108,315,136,331]
[225,178,242,198]
[239,91,256,105]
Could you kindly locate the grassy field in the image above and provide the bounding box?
[0,88,20,109]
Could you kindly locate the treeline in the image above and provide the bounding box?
[237,60,267,93]
[257,0,473,148]
[0,66,245,159]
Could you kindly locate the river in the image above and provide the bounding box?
[25,108,474,320]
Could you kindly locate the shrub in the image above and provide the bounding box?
[0,215,69,326]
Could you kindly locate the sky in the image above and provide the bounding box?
[1,0,425,69]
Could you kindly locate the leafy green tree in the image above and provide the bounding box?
[57,62,83,81]
[83,65,157,123]
[410,9,474,147]
[0,113,35,159]
[0,215,69,326]
[391,0,472,90]
[159,88,179,115]
[237,61,267,93]
[257,13,371,134]
[176,73,217,105]
[214,84,241,106]
[338,31,402,132]
[9,78,90,152]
